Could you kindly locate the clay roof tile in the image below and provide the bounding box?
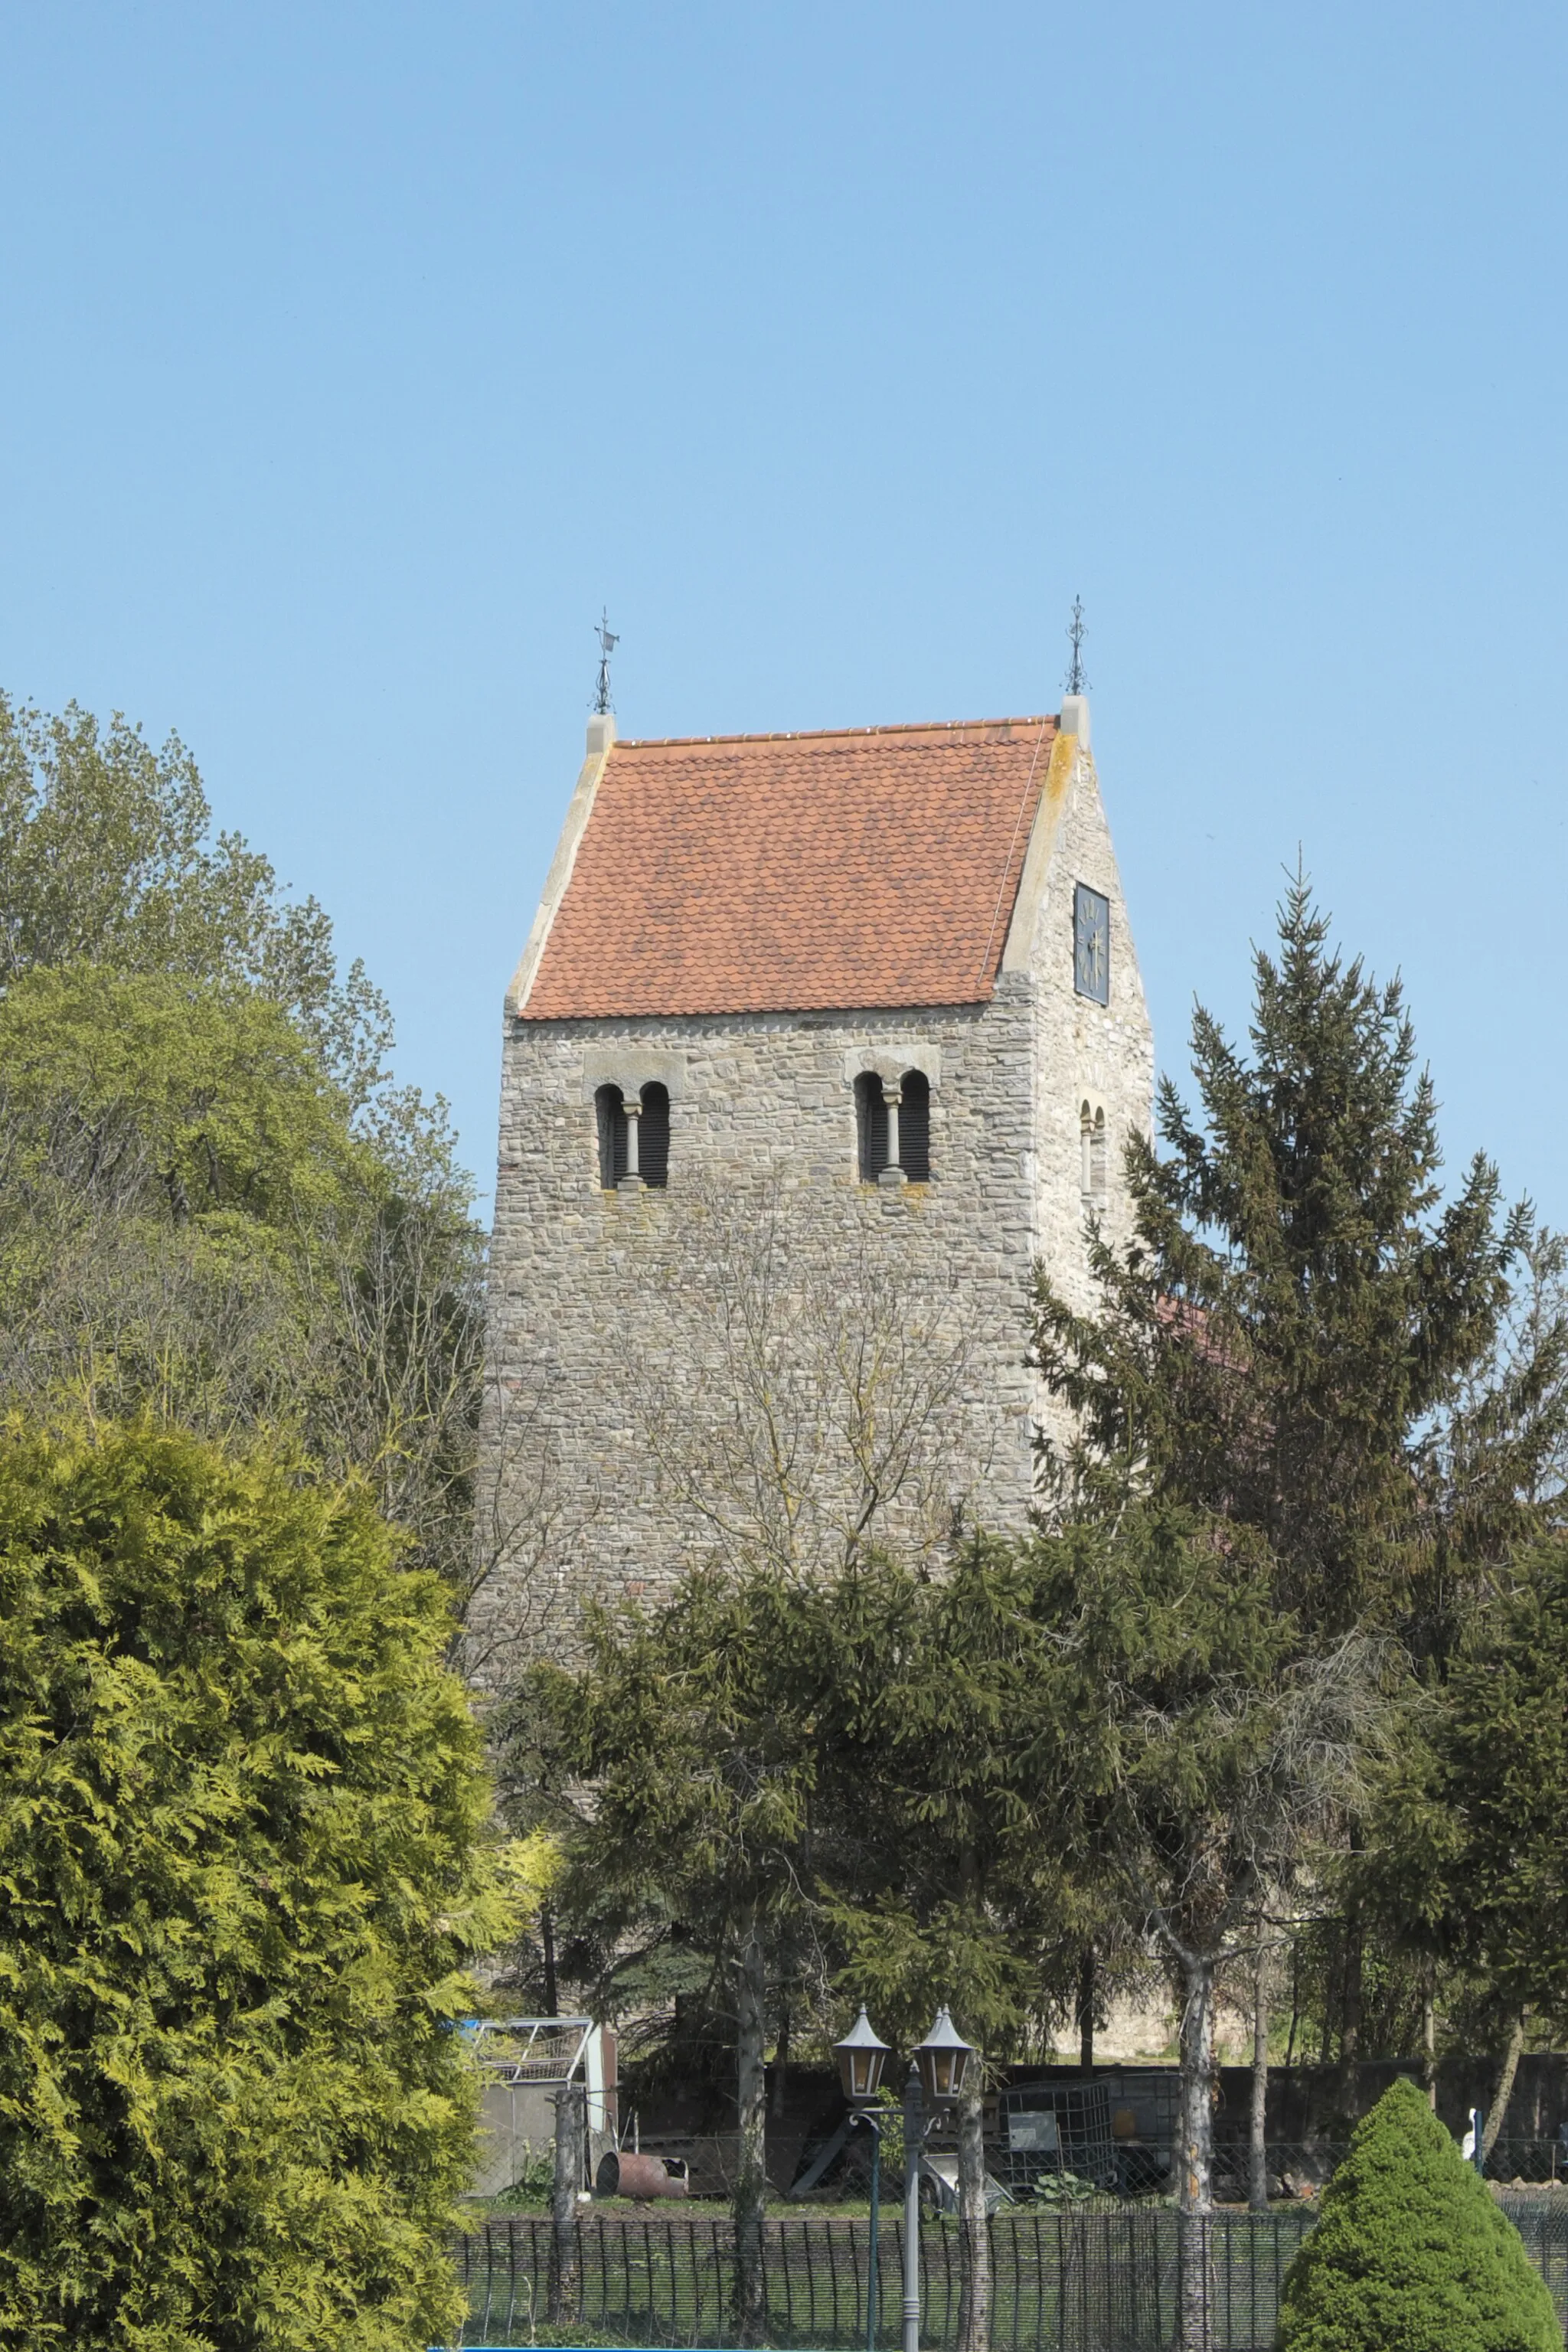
[521,715,1056,1021]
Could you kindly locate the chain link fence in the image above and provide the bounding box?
[446,2198,1568,2350]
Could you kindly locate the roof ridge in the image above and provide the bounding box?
[616,714,1054,751]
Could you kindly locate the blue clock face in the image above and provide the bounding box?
[1074,884,1110,1004]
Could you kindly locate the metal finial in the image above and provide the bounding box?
[592,609,619,715]
[1065,596,1088,697]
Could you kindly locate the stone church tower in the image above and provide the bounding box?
[475,694,1152,1666]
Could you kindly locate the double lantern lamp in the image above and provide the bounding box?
[833,2001,975,2112]
[834,2002,977,2352]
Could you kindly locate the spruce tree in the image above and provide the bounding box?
[1029,884,1549,2343]
[1033,877,1529,1635]
[1277,2076,1558,2352]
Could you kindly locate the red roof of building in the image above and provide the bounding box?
[519,716,1057,1020]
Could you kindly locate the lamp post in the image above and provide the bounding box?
[835,2007,892,2352]
[902,2008,975,2352]
[838,2004,975,2352]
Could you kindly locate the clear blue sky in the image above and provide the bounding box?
[3,3,1565,1224]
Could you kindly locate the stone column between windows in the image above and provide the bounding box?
[619,1097,644,1190]
[878,1083,906,1188]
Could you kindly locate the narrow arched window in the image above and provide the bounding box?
[1080,1102,1108,1204]
[855,1073,888,1181]
[595,1084,627,1188]
[639,1082,670,1187]
[900,1070,931,1183]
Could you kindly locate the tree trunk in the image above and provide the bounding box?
[1076,1944,1096,2075]
[956,2071,991,2352]
[1247,1939,1269,2213]
[1176,1952,1216,2352]
[1335,1910,1363,2123]
[549,2077,584,2325]
[541,1906,559,2017]
[733,1916,769,2344]
[772,2004,790,2121]
[1482,2011,1530,2163]
[1421,1965,1437,2112]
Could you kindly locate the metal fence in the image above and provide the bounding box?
[446,2199,1568,2350]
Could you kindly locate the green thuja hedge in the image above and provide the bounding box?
[0,1422,514,2350]
[1277,2076,1559,2352]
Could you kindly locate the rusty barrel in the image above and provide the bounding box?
[593,2149,690,2200]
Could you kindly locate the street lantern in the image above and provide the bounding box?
[834,2005,892,2105]
[835,2005,894,2352]
[913,2005,975,2112]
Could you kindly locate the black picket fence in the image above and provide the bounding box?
[445,2200,1568,2350]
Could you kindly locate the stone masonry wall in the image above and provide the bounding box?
[1027,746,1155,1336]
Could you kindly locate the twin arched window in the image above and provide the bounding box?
[855,1070,932,1184]
[596,1082,670,1189]
[594,1072,938,1192]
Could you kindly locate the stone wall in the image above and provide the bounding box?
[1024,743,1155,1332]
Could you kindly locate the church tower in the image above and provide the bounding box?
[474,694,1152,1670]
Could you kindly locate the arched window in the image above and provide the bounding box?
[855,1073,889,1181]
[639,1081,670,1188]
[1080,1101,1107,1203]
[596,1084,628,1188]
[900,1070,931,1183]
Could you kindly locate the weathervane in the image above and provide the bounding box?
[592,609,619,715]
[1065,596,1088,697]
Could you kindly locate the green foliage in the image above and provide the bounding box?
[0,961,369,1224]
[510,1562,827,2017]
[858,2086,906,2183]
[0,693,389,1108]
[1030,2172,1098,2207]
[1012,1507,1321,1939]
[1026,879,1568,2162]
[510,1534,1168,2076]
[0,1419,514,2350]
[1276,2078,1557,2352]
[1437,1537,1568,2025]
[808,1534,1110,2054]
[0,958,484,1590]
[1352,1534,1568,2048]
[0,690,488,1599]
[495,2141,557,2208]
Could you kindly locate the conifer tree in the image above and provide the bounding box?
[0,1420,512,2350]
[1029,884,1548,2337]
[1033,877,1531,1635]
[507,1544,1101,2352]
[1276,2076,1558,2351]
[1351,1530,1568,2153]
[509,1566,826,2344]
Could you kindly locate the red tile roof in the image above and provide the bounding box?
[520,716,1057,1020]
